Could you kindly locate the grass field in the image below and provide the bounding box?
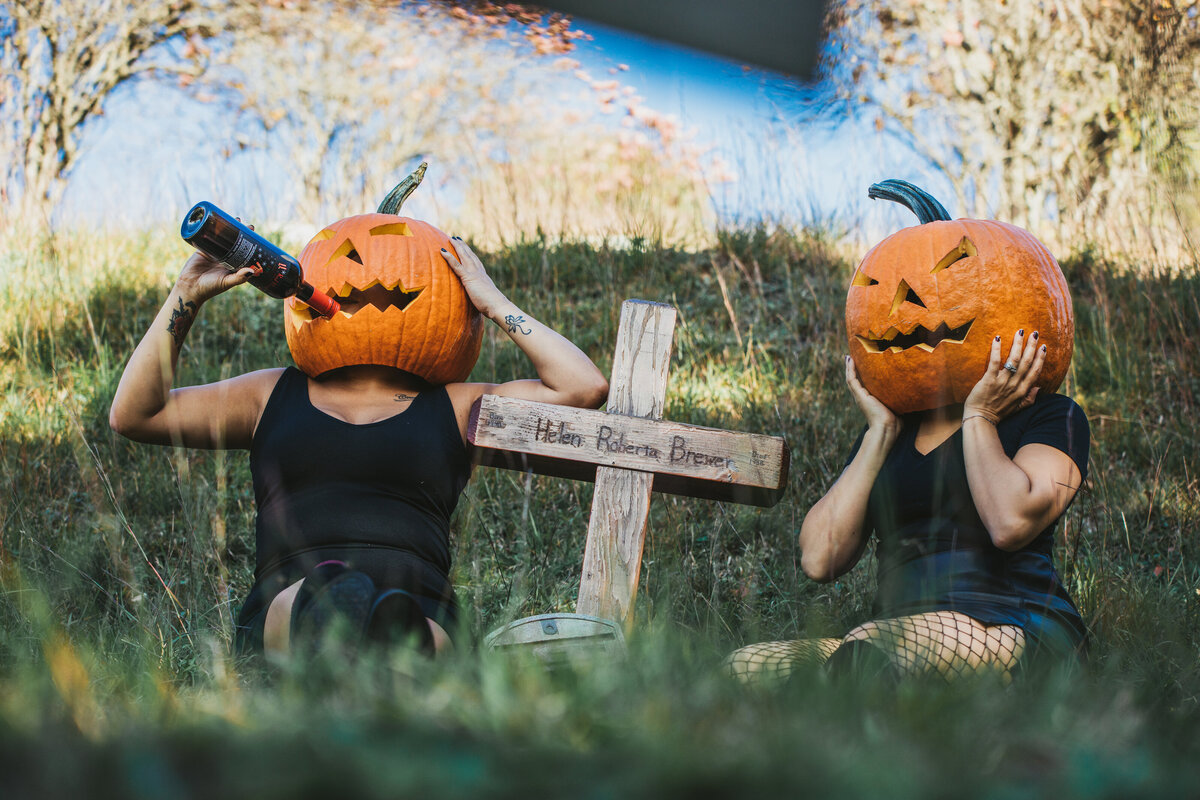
[0,224,1197,797]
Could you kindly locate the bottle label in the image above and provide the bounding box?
[223,232,261,272]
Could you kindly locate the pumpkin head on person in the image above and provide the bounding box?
[285,163,484,383]
[845,180,1074,415]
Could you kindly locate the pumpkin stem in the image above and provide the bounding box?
[377,161,428,215]
[868,179,952,224]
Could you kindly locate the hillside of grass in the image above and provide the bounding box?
[0,226,1197,798]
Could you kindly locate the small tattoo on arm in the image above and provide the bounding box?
[505,314,532,335]
[394,393,417,402]
[166,297,198,347]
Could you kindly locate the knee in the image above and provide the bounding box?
[841,621,881,644]
[723,643,770,683]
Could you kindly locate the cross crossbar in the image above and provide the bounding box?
[469,299,789,629]
[469,396,789,506]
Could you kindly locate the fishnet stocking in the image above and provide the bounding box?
[845,611,1025,681]
[727,611,1025,685]
[726,637,841,685]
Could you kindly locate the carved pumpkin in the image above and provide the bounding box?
[845,180,1073,415]
[285,163,484,383]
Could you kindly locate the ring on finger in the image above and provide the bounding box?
[1003,361,1019,373]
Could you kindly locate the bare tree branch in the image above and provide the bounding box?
[823,0,1200,258]
[1,0,246,213]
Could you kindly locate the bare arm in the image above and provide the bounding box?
[109,251,280,449]
[798,357,900,582]
[441,239,609,433]
[961,331,1083,551]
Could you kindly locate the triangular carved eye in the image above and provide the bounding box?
[852,270,879,287]
[931,236,977,274]
[324,239,363,268]
[890,279,926,316]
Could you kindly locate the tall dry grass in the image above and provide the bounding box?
[0,222,1197,796]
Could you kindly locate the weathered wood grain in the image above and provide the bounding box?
[576,301,676,627]
[605,300,676,420]
[468,394,789,506]
[472,298,793,638]
[577,466,655,623]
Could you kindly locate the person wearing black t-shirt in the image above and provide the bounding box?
[110,238,608,660]
[729,329,1089,683]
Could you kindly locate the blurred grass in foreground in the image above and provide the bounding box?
[0,225,1197,797]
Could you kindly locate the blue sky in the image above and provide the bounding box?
[571,24,960,238]
[61,18,927,239]
[571,22,860,224]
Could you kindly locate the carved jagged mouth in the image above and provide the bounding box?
[293,281,424,322]
[856,319,974,353]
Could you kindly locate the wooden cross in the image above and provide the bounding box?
[469,299,789,630]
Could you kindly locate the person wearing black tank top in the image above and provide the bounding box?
[110,237,608,661]
[728,330,1090,685]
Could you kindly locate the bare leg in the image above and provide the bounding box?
[262,577,452,660]
[427,619,453,653]
[263,578,304,660]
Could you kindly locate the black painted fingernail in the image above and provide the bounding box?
[440,248,448,253]
[994,335,1001,342]
[1032,331,1039,340]
[1018,329,1024,336]
[1041,345,1046,352]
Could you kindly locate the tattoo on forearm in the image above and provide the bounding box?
[394,393,417,402]
[166,297,198,347]
[505,314,532,335]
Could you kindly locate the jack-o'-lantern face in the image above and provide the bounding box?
[285,164,483,383]
[846,180,1073,415]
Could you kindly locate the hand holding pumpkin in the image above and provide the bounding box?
[439,238,506,318]
[962,330,1047,424]
[845,355,899,434]
[845,179,1074,415]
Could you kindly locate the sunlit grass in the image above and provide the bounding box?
[0,225,1198,796]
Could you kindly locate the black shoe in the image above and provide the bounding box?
[365,588,435,655]
[288,560,350,631]
[292,565,377,651]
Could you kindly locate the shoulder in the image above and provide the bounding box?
[1030,392,1081,414]
[236,367,291,401]
[186,366,288,411]
[437,382,499,447]
[1005,393,1090,477]
[1013,393,1089,435]
[444,381,496,413]
[234,368,290,433]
